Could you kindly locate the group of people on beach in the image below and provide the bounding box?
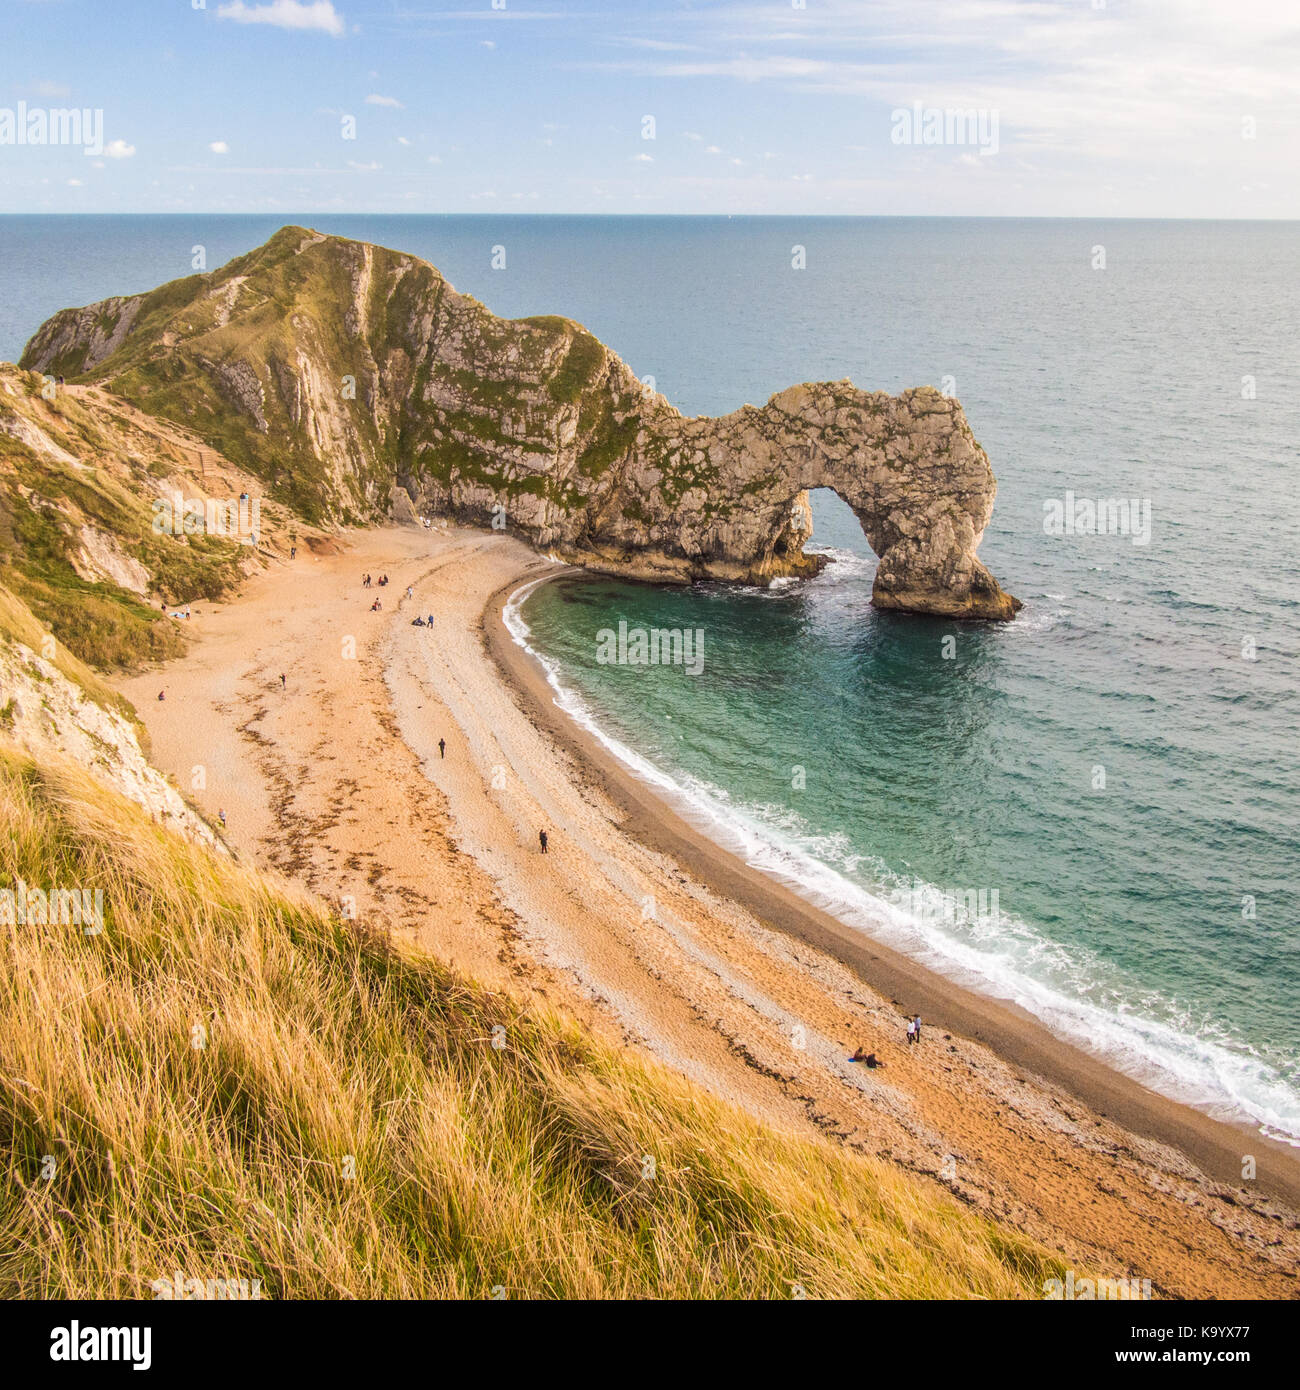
[848,1014,923,1068]
[163,561,929,1077]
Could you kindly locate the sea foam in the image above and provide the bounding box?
[503,579,1300,1145]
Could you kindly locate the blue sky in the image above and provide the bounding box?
[3,0,1298,216]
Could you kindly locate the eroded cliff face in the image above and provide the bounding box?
[0,611,221,852]
[22,226,1019,619]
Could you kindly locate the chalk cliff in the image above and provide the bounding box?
[22,227,1018,619]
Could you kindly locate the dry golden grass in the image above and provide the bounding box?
[0,743,1066,1299]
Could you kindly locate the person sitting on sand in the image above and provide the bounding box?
[850,1048,884,1068]
[371,599,382,612]
[412,616,425,627]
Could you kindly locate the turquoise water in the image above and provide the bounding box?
[4,215,1297,1138]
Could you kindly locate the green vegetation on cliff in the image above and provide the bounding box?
[0,369,247,669]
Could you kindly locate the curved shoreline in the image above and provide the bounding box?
[483,568,1300,1211]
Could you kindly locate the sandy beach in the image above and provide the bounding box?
[118,522,1300,1299]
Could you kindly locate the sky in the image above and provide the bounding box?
[2,0,1299,217]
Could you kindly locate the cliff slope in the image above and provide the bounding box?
[0,363,319,669]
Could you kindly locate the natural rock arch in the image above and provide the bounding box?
[553,381,1020,621]
[21,227,1019,620]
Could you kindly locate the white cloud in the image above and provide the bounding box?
[346,159,381,171]
[216,1,345,37]
[396,136,411,146]
[104,139,136,159]
[67,178,83,187]
[365,93,403,108]
[210,141,230,154]
[631,153,653,162]
[588,0,1300,177]
[481,40,496,49]
[427,154,442,164]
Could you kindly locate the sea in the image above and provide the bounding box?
[3,214,1296,1141]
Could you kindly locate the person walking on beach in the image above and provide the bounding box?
[280,673,286,690]
[438,738,446,759]
[906,1018,917,1046]
[538,829,548,854]
[913,1014,922,1044]
[218,809,227,829]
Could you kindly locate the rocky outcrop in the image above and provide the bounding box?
[23,294,144,376]
[22,227,1019,618]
